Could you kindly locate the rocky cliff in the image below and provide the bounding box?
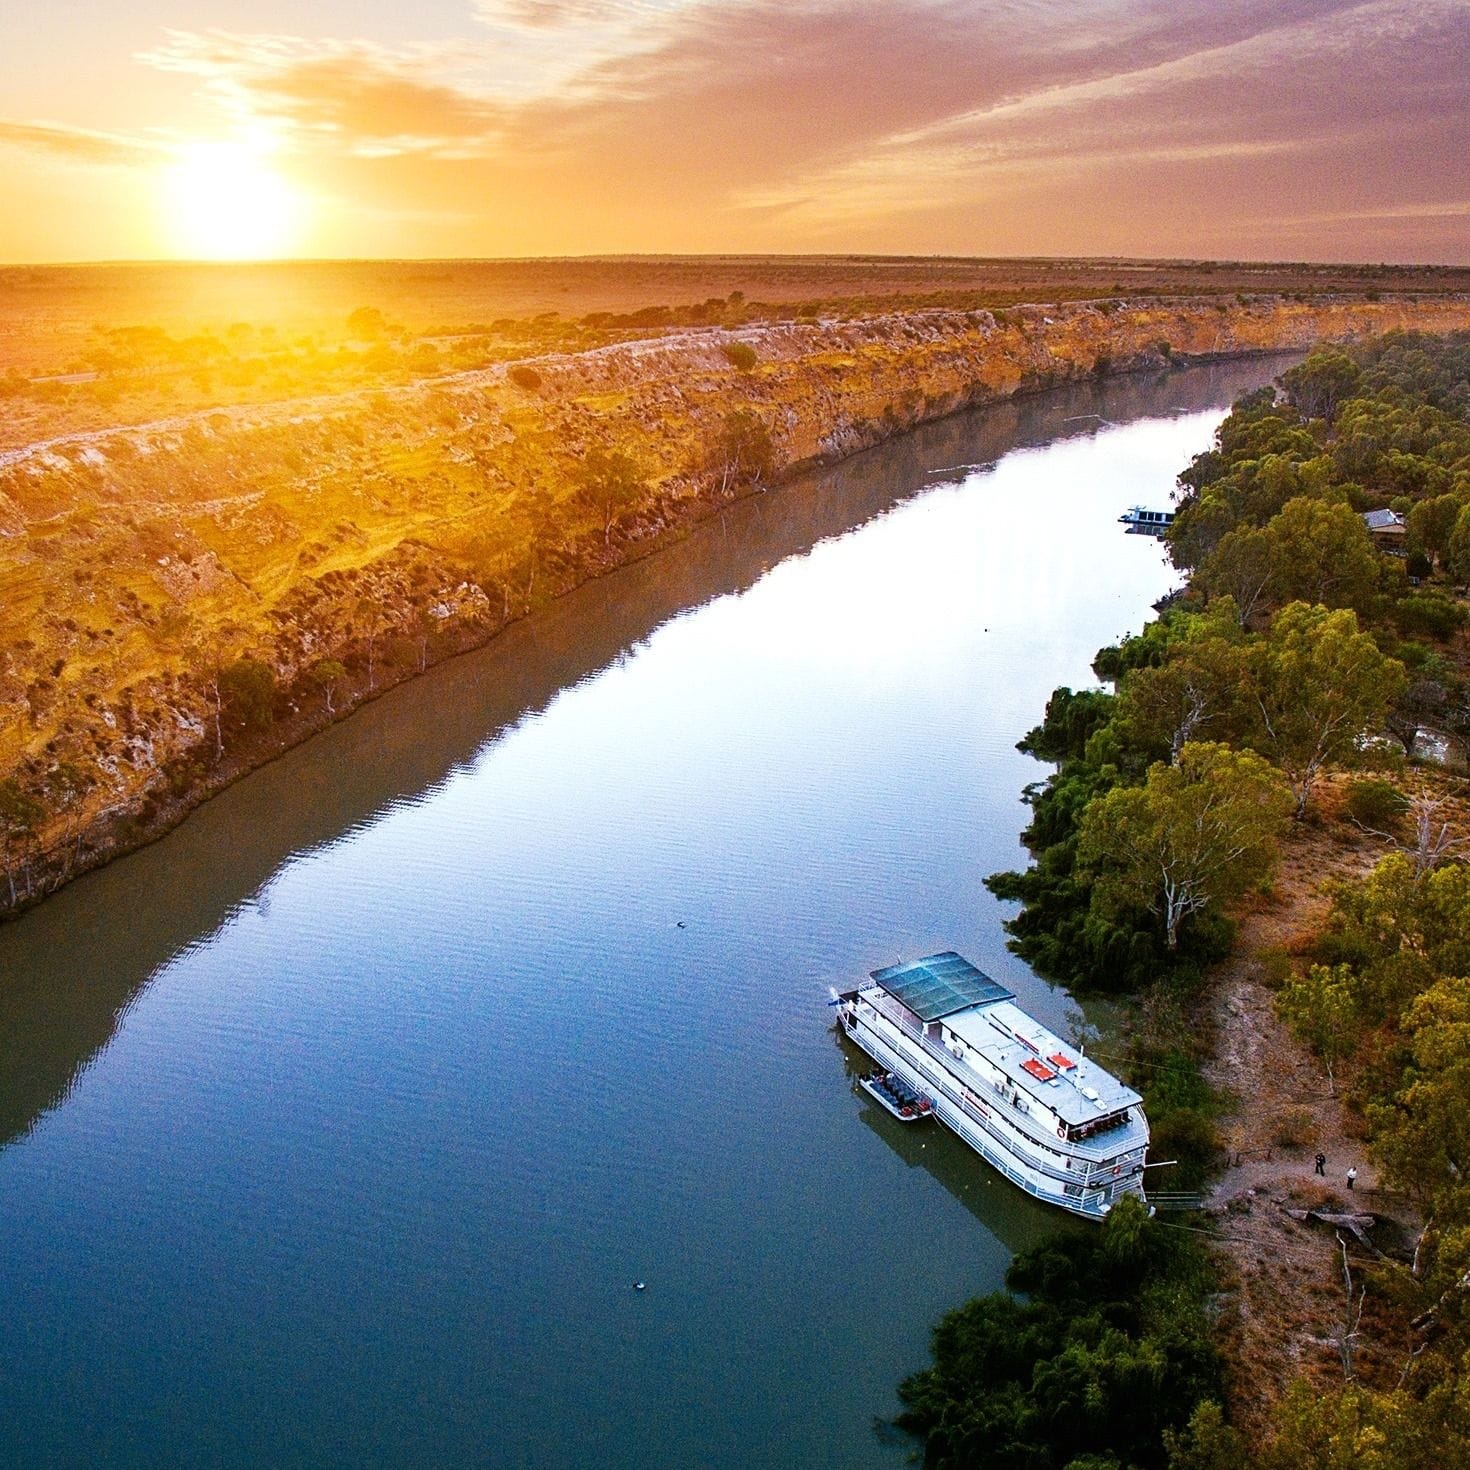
[4,293,1469,912]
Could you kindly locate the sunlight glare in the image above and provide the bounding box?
[165,142,300,260]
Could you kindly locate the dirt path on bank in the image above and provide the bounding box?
[1200,790,1417,1443]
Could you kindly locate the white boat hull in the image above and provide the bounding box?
[840,999,1147,1220]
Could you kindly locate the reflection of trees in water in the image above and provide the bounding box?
[0,356,1296,1153]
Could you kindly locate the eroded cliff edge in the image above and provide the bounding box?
[4,293,1470,912]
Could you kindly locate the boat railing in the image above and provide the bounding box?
[858,990,1142,1180]
[854,997,1134,1216]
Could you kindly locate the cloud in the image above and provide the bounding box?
[140,30,506,156]
[486,0,1372,202]
[0,120,155,166]
[708,0,1470,239]
[1303,203,1470,222]
[475,0,703,28]
[108,0,1470,259]
[470,0,717,82]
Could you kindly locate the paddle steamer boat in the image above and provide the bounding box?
[835,952,1149,1219]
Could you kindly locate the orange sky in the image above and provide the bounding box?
[2,0,1467,264]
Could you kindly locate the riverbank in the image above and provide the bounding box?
[5,292,1470,915]
[960,329,1470,1463]
[1202,799,1396,1445]
[1203,769,1470,1443]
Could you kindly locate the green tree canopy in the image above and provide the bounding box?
[897,1198,1223,1470]
[1246,603,1406,816]
[1197,524,1277,623]
[1259,1366,1470,1470]
[1369,975,1470,1212]
[1078,741,1290,950]
[218,657,277,734]
[1261,496,1381,611]
[0,777,47,908]
[710,409,776,488]
[311,658,348,714]
[1274,963,1362,1095]
[1163,1399,1246,1470]
[0,778,44,848]
[1281,350,1363,422]
[1405,493,1464,561]
[1017,686,1117,764]
[1114,606,1249,761]
[1446,504,1470,584]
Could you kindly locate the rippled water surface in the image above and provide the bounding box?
[0,360,1288,1468]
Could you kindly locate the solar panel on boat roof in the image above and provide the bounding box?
[868,951,1015,1021]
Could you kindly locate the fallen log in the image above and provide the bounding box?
[1283,1208,1385,1257]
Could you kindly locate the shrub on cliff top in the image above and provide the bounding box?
[721,341,758,372]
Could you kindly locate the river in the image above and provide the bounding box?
[0,356,1289,1468]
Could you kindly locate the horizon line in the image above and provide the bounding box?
[3,251,1468,272]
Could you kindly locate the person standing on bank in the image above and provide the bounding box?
[1347,1166,1358,1190]
[1314,1152,1326,1175]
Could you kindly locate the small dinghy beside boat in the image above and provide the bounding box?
[858,1070,933,1121]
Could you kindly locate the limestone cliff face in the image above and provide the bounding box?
[3,293,1469,911]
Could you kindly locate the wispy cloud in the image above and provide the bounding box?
[0,119,156,166]
[13,0,1460,259]
[470,0,720,93]
[720,0,1470,239]
[139,31,506,156]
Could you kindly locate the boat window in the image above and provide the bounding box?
[1069,1110,1129,1140]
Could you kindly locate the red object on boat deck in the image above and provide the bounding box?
[1021,1057,1056,1081]
[1047,1052,1076,1070]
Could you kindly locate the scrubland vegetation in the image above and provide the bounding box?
[903,331,1470,1468]
[5,255,1470,448]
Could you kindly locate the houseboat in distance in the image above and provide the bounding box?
[1119,505,1175,535]
[835,952,1149,1219]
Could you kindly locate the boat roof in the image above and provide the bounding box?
[863,951,1141,1124]
[944,1000,1142,1125]
[1362,508,1406,530]
[868,951,1014,1021]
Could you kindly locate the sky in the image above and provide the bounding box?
[1,0,1467,264]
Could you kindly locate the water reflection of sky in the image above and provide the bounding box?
[341,413,1207,883]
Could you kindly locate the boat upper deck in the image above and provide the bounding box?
[862,953,1142,1131]
[943,1001,1140,1127]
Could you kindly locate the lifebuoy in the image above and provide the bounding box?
[1112,1165,1121,1176]
[1057,1124,1066,1139]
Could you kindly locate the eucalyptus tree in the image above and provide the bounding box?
[1247,603,1406,817]
[1078,741,1290,951]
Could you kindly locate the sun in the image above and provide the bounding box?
[165,141,301,260]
